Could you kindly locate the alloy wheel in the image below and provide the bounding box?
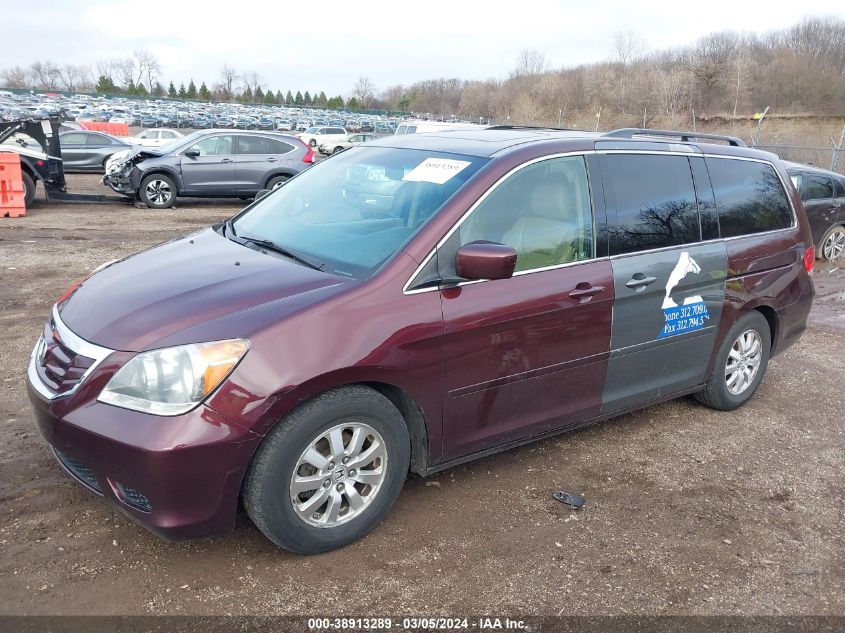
[725,329,762,395]
[145,179,172,205]
[289,421,387,528]
[822,228,845,261]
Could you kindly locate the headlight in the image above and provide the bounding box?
[98,339,249,416]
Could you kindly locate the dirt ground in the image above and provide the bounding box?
[0,174,843,617]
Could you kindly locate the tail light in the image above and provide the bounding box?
[803,245,815,273]
[299,139,314,164]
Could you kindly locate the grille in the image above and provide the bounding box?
[116,484,152,513]
[54,449,102,493]
[36,319,95,395]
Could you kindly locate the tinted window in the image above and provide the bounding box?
[835,178,845,198]
[459,156,594,272]
[707,158,792,237]
[86,134,113,146]
[60,133,87,145]
[268,138,294,154]
[803,175,833,201]
[236,136,271,155]
[603,154,700,255]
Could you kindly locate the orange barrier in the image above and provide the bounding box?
[0,153,27,217]
[78,121,130,137]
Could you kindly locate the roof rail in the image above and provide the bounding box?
[485,124,581,132]
[603,128,746,147]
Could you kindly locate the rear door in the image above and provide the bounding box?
[798,173,837,247]
[597,152,726,413]
[233,135,296,192]
[179,134,236,194]
[437,154,614,460]
[58,132,90,169]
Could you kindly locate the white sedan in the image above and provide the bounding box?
[119,128,184,149]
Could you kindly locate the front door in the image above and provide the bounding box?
[179,134,236,194]
[597,152,727,413]
[438,155,613,460]
[798,173,838,249]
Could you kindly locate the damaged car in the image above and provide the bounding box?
[103,129,314,208]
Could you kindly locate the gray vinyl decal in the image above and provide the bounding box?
[601,242,728,414]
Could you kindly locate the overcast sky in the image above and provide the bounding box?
[6,0,845,96]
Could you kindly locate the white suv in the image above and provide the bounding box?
[297,126,347,147]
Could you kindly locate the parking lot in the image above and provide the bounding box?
[0,173,843,616]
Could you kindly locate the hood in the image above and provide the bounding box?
[58,227,354,351]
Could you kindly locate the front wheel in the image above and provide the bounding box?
[694,311,771,411]
[21,172,36,208]
[819,224,845,261]
[309,138,317,147]
[243,386,410,554]
[139,174,176,209]
[333,146,345,154]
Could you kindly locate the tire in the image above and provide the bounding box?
[265,175,290,190]
[818,224,845,261]
[333,146,345,154]
[694,311,771,411]
[243,385,410,554]
[21,172,36,208]
[139,173,176,209]
[309,138,317,147]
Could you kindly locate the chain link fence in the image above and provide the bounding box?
[752,144,845,174]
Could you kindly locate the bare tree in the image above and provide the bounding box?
[30,60,61,90]
[133,50,161,94]
[0,66,29,88]
[58,65,85,92]
[352,76,376,108]
[655,68,692,123]
[614,30,647,66]
[241,71,263,95]
[219,64,238,101]
[512,48,547,77]
[111,58,135,88]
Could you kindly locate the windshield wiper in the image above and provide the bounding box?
[236,233,325,271]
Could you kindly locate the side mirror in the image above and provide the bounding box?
[455,241,517,281]
[255,189,271,201]
[184,149,200,158]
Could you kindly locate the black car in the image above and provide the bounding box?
[785,162,845,261]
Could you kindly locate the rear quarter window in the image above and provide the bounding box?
[707,158,793,238]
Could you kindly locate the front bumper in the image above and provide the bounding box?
[26,321,262,540]
[102,164,137,196]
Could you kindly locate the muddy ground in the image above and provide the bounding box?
[0,174,843,617]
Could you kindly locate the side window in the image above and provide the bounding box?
[458,156,594,272]
[161,131,177,139]
[236,136,271,155]
[835,178,845,198]
[603,154,700,255]
[61,133,88,145]
[187,135,233,156]
[707,158,792,238]
[268,138,295,154]
[803,175,833,201]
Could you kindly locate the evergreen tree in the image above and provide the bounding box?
[168,81,177,98]
[153,82,164,97]
[187,79,197,100]
[178,83,187,99]
[285,90,294,105]
[198,82,211,101]
[347,96,360,109]
[126,80,136,96]
[317,91,328,107]
[294,90,304,106]
[96,75,117,94]
[265,89,276,104]
[240,85,253,103]
[135,83,149,96]
[254,86,264,102]
[303,90,312,105]
[276,89,284,104]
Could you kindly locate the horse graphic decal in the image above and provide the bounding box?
[658,252,710,338]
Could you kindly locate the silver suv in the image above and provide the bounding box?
[103,129,314,208]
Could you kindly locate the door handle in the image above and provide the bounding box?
[625,274,658,290]
[568,283,605,301]
[221,158,232,163]
[266,157,278,162]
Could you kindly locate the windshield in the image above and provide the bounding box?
[231,147,487,279]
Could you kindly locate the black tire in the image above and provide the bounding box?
[694,311,771,411]
[818,224,845,261]
[139,173,176,209]
[309,138,317,147]
[265,175,290,190]
[243,386,410,554]
[333,146,345,154]
[21,172,36,208]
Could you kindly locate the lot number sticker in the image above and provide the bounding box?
[403,158,472,184]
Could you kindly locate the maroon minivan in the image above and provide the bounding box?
[27,127,815,553]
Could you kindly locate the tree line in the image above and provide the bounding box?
[3,16,844,125]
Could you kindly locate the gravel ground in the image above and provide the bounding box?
[0,174,842,616]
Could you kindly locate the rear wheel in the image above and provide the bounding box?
[265,175,290,190]
[695,311,771,411]
[333,146,345,154]
[309,138,317,147]
[819,224,845,261]
[139,174,176,209]
[244,386,410,554]
[21,172,36,208]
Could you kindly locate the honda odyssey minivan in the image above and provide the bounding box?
[27,127,815,554]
